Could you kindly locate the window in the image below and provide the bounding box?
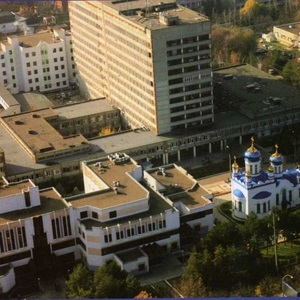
[29,79,32,84]
[53,48,57,53]
[35,78,39,82]
[59,47,63,52]
[109,211,117,218]
[60,57,64,61]
[238,202,242,212]
[2,71,6,76]
[104,234,112,243]
[32,52,36,57]
[56,74,59,79]
[257,203,260,213]
[80,211,88,219]
[1,63,5,67]
[54,58,58,62]
[26,62,30,67]
[11,67,14,71]
[34,69,38,74]
[61,65,65,69]
[62,73,66,78]
[25,53,29,58]
[55,66,58,71]
[92,211,98,219]
[263,202,266,213]
[28,71,31,76]
[33,61,37,66]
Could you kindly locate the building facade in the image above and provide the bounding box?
[0,27,76,94]
[231,138,300,220]
[273,22,300,48]
[69,0,214,135]
[0,153,213,293]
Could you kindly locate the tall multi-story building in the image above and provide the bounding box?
[69,0,214,135]
[0,27,76,94]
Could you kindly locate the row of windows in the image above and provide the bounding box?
[168,63,211,76]
[0,226,27,253]
[104,220,167,243]
[166,34,210,47]
[51,215,72,239]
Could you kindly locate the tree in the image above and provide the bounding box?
[176,275,207,297]
[211,26,257,67]
[240,0,263,25]
[65,263,93,298]
[134,290,153,298]
[66,261,142,298]
[93,261,141,298]
[282,59,300,87]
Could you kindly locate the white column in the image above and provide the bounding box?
[193,146,196,158]
[208,143,212,154]
[220,140,224,151]
[177,150,181,161]
[239,135,243,145]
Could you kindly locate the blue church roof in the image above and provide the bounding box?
[282,169,300,186]
[233,189,245,198]
[253,191,271,199]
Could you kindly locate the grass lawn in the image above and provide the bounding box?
[261,240,300,264]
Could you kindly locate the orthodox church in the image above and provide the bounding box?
[231,137,300,220]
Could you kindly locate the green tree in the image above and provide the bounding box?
[282,59,300,87]
[65,263,93,298]
[240,0,263,25]
[93,261,141,298]
[211,26,257,67]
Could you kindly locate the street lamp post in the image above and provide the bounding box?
[292,131,296,164]
[282,274,293,297]
[226,145,231,182]
[270,207,278,273]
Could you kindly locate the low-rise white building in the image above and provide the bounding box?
[0,153,214,294]
[0,27,76,94]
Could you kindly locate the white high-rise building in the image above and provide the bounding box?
[69,0,214,135]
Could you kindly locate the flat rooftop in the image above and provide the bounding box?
[149,165,211,208]
[0,180,34,198]
[274,22,300,36]
[91,129,170,154]
[80,185,173,229]
[103,0,208,29]
[0,188,66,225]
[18,32,62,47]
[0,83,19,107]
[1,108,88,155]
[214,64,300,119]
[54,98,116,119]
[68,158,148,209]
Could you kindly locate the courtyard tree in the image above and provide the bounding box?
[65,263,93,298]
[66,261,141,298]
[93,261,141,298]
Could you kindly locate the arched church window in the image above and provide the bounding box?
[257,203,260,213]
[282,189,287,202]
